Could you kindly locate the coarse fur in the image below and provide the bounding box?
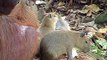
[39,13,71,38]
[9,0,39,28]
[40,30,90,60]
[0,0,40,60]
[39,13,58,38]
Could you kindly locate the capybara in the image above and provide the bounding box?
[39,12,58,38]
[40,30,90,60]
[39,13,71,39]
[0,0,40,60]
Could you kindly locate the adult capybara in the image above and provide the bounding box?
[0,0,40,60]
[40,30,90,60]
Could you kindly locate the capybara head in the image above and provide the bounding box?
[76,35,90,52]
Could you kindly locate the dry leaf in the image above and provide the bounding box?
[98,28,107,33]
[58,2,65,6]
[79,4,101,15]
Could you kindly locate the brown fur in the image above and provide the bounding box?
[40,30,90,60]
[0,0,39,60]
[39,13,58,38]
[9,0,39,28]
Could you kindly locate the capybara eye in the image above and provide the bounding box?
[85,41,88,43]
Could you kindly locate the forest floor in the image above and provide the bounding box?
[35,0,107,60]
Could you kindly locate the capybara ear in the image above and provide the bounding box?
[0,0,20,15]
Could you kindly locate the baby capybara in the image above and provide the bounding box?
[40,30,90,60]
